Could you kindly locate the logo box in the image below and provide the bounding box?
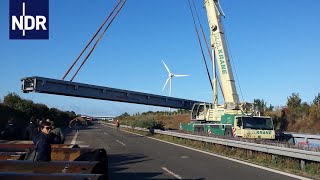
[9,0,49,39]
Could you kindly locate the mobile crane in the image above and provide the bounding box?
[180,0,275,139]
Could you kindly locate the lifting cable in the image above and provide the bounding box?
[191,0,213,63]
[70,0,127,82]
[187,0,213,90]
[62,0,126,81]
[62,0,123,80]
[189,0,225,99]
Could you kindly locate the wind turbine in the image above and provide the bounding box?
[162,60,189,97]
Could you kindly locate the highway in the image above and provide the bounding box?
[65,122,303,180]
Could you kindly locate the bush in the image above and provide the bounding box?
[127,119,165,130]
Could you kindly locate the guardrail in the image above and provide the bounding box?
[114,124,320,170]
[283,132,320,148]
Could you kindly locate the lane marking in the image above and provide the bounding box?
[162,167,182,179]
[70,131,78,145]
[116,140,126,146]
[121,129,311,180]
[77,129,100,132]
[104,132,109,136]
[79,145,90,147]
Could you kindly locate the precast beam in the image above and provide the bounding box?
[21,76,205,110]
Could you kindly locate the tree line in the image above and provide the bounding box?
[255,92,320,134]
[0,92,77,133]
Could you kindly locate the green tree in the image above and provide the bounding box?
[286,93,301,109]
[312,93,320,106]
[266,104,274,112]
[116,112,130,119]
[286,93,301,126]
[3,92,23,109]
[285,93,311,131]
[254,99,267,115]
[300,102,310,120]
[3,93,34,118]
[32,103,49,119]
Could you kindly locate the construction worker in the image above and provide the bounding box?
[69,118,81,132]
[32,121,53,161]
[1,118,20,140]
[50,121,65,144]
[23,117,37,140]
[116,120,120,130]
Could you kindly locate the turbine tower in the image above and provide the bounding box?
[162,60,189,97]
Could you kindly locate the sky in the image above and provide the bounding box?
[1,0,320,116]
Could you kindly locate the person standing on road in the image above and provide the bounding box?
[32,121,53,161]
[50,121,65,144]
[116,120,120,130]
[24,117,37,140]
[1,118,20,140]
[69,118,80,132]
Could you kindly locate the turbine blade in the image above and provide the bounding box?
[162,78,170,91]
[162,60,171,73]
[174,74,190,77]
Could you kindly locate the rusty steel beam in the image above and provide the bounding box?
[0,140,33,144]
[0,148,98,161]
[0,143,75,150]
[0,152,24,160]
[51,148,97,161]
[0,149,85,161]
[0,172,107,180]
[0,160,106,174]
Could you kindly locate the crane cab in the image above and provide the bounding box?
[191,103,212,121]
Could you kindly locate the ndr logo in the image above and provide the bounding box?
[10,0,49,39]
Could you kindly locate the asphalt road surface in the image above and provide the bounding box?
[65,122,304,180]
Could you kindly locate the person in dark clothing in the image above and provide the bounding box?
[50,121,65,144]
[1,119,19,140]
[69,118,81,132]
[35,119,42,134]
[24,117,37,140]
[32,121,53,161]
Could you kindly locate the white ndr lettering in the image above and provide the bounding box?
[12,15,47,30]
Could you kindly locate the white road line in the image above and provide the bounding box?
[116,140,126,146]
[71,131,78,145]
[79,145,90,147]
[121,129,311,180]
[162,167,182,179]
[104,132,109,135]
